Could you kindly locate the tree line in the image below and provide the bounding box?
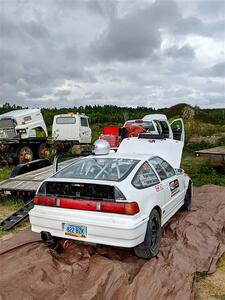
[0,102,166,129]
[0,102,224,130]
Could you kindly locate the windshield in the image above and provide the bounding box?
[54,157,139,181]
[125,121,155,131]
[0,118,15,129]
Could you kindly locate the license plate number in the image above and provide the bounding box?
[64,224,87,238]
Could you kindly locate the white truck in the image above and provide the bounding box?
[0,109,92,164]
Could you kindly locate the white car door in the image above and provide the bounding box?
[131,161,165,219]
[170,118,185,142]
[79,117,92,143]
[149,157,184,224]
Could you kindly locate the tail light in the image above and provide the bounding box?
[34,196,139,215]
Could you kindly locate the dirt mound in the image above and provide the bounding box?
[0,185,225,300]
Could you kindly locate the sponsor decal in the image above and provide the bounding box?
[139,174,148,187]
[83,131,90,136]
[155,184,163,192]
[169,179,180,196]
[148,139,155,143]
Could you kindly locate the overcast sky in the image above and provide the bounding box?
[0,0,224,109]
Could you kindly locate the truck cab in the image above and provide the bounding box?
[0,109,48,140]
[52,113,92,144]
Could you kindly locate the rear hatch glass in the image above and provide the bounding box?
[38,182,125,201]
[53,157,139,182]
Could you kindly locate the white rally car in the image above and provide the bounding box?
[29,136,192,259]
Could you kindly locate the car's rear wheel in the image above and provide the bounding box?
[134,209,161,259]
[181,185,192,211]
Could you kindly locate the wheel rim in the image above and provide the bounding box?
[39,145,49,159]
[19,147,33,163]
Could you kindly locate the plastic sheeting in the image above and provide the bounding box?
[0,185,225,300]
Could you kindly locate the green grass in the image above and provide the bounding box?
[0,197,27,238]
[196,253,225,299]
[184,136,225,153]
[0,220,30,238]
[181,152,225,186]
[185,120,225,138]
[0,197,25,211]
[0,227,20,238]
[0,166,13,181]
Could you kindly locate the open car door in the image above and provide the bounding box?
[170,118,185,142]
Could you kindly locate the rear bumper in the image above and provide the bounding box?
[29,206,148,248]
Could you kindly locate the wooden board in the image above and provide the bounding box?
[195,146,225,155]
[0,165,53,193]
[195,146,225,167]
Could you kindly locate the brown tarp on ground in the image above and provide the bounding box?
[0,185,225,300]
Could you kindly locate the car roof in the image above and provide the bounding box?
[0,109,40,119]
[142,114,168,122]
[54,113,88,118]
[85,152,153,161]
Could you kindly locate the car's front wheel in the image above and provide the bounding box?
[134,209,161,259]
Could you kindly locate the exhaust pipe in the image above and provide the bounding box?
[41,231,52,242]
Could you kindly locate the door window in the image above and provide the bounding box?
[80,117,88,127]
[159,121,169,138]
[149,157,175,180]
[170,119,183,141]
[132,161,159,189]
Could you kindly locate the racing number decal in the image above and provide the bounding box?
[169,179,180,197]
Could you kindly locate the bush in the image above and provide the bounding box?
[184,141,214,153]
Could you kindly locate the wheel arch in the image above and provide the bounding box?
[151,205,162,221]
[188,179,193,198]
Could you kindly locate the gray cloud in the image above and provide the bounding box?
[165,45,195,59]
[197,62,225,78]
[92,0,179,62]
[197,0,225,18]
[0,0,224,108]
[173,16,225,38]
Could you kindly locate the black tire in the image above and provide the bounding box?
[37,143,49,159]
[52,236,61,243]
[181,186,192,211]
[16,145,34,164]
[134,209,161,259]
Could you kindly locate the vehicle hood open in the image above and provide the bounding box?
[117,138,184,169]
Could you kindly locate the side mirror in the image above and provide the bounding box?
[175,168,184,175]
